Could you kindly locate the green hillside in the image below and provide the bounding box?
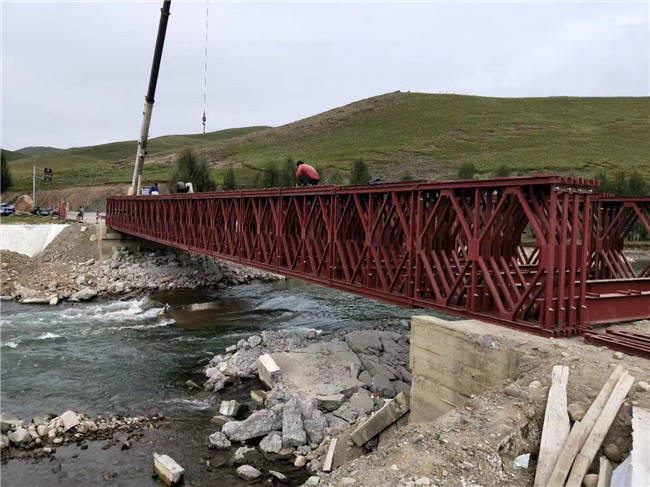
[5,93,649,191]
[7,126,270,191]
[1,148,29,162]
[16,146,63,157]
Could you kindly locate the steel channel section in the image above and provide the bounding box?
[106,177,650,336]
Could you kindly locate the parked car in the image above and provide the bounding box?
[0,203,15,216]
[33,206,53,217]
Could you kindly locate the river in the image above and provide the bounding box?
[1,280,431,486]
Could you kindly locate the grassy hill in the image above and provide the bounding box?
[16,146,63,157]
[1,148,29,162]
[5,93,649,191]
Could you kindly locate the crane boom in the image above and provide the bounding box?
[129,0,172,196]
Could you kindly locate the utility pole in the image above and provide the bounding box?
[129,0,172,196]
[33,166,36,208]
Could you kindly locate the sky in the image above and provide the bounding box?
[1,1,648,151]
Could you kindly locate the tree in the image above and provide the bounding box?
[170,149,216,192]
[1,151,13,193]
[457,162,476,180]
[279,158,295,187]
[494,164,511,177]
[350,160,371,186]
[628,170,647,197]
[222,166,237,191]
[262,162,280,188]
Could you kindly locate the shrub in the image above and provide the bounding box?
[170,150,216,192]
[399,170,413,182]
[495,164,511,177]
[329,170,344,185]
[350,160,371,186]
[457,162,476,180]
[222,166,237,191]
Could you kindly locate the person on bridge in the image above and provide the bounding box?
[296,161,320,186]
[149,183,160,195]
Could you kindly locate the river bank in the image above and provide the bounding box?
[1,223,280,304]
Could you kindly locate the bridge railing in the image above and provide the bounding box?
[107,176,649,336]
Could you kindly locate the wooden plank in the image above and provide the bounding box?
[597,456,613,487]
[534,365,570,487]
[322,438,337,472]
[546,366,625,487]
[631,406,650,487]
[565,372,635,487]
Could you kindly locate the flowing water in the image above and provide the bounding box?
[0,280,436,486]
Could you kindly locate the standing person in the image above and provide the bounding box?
[295,161,320,186]
[77,206,85,222]
[149,183,160,195]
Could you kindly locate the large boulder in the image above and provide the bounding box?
[8,427,31,445]
[14,195,33,213]
[222,409,281,442]
[72,288,98,302]
[236,465,262,481]
[303,412,328,445]
[260,432,282,454]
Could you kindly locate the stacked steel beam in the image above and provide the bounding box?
[106,176,650,336]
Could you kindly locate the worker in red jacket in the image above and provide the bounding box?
[296,161,320,186]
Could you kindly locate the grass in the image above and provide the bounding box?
[5,92,649,191]
[0,213,65,225]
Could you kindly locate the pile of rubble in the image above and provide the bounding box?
[0,410,164,459]
[199,323,413,484]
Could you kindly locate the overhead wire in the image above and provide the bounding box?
[202,0,209,139]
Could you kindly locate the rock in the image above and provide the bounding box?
[613,352,624,360]
[20,297,51,304]
[185,380,199,390]
[528,380,543,389]
[295,455,308,468]
[37,424,48,437]
[60,410,80,432]
[14,195,34,213]
[210,415,231,428]
[415,478,432,486]
[397,365,413,383]
[219,400,245,417]
[603,443,622,462]
[392,380,411,395]
[316,394,345,412]
[358,370,373,388]
[208,432,231,450]
[49,296,59,306]
[72,287,98,301]
[350,392,410,446]
[269,470,289,483]
[332,403,358,423]
[305,476,320,486]
[359,354,397,380]
[583,473,599,487]
[283,398,307,447]
[371,374,395,397]
[248,335,262,348]
[251,390,267,406]
[345,330,383,354]
[257,354,282,388]
[233,446,262,464]
[349,390,375,414]
[53,437,63,445]
[236,465,262,481]
[504,383,527,398]
[299,396,319,420]
[260,432,283,454]
[222,409,281,442]
[153,453,185,486]
[0,412,20,433]
[567,403,586,422]
[303,413,328,445]
[225,345,237,353]
[635,380,649,392]
[8,427,31,445]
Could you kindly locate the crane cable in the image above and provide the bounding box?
[202,0,209,138]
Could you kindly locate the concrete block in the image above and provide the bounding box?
[153,453,185,486]
[219,400,245,417]
[60,410,80,432]
[257,354,282,388]
[350,392,410,447]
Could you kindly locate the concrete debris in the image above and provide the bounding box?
[236,464,262,481]
[153,453,185,486]
[350,392,410,447]
[222,409,281,442]
[257,353,282,388]
[208,431,231,450]
[322,438,337,472]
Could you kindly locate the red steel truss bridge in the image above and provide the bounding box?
[106,175,650,337]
